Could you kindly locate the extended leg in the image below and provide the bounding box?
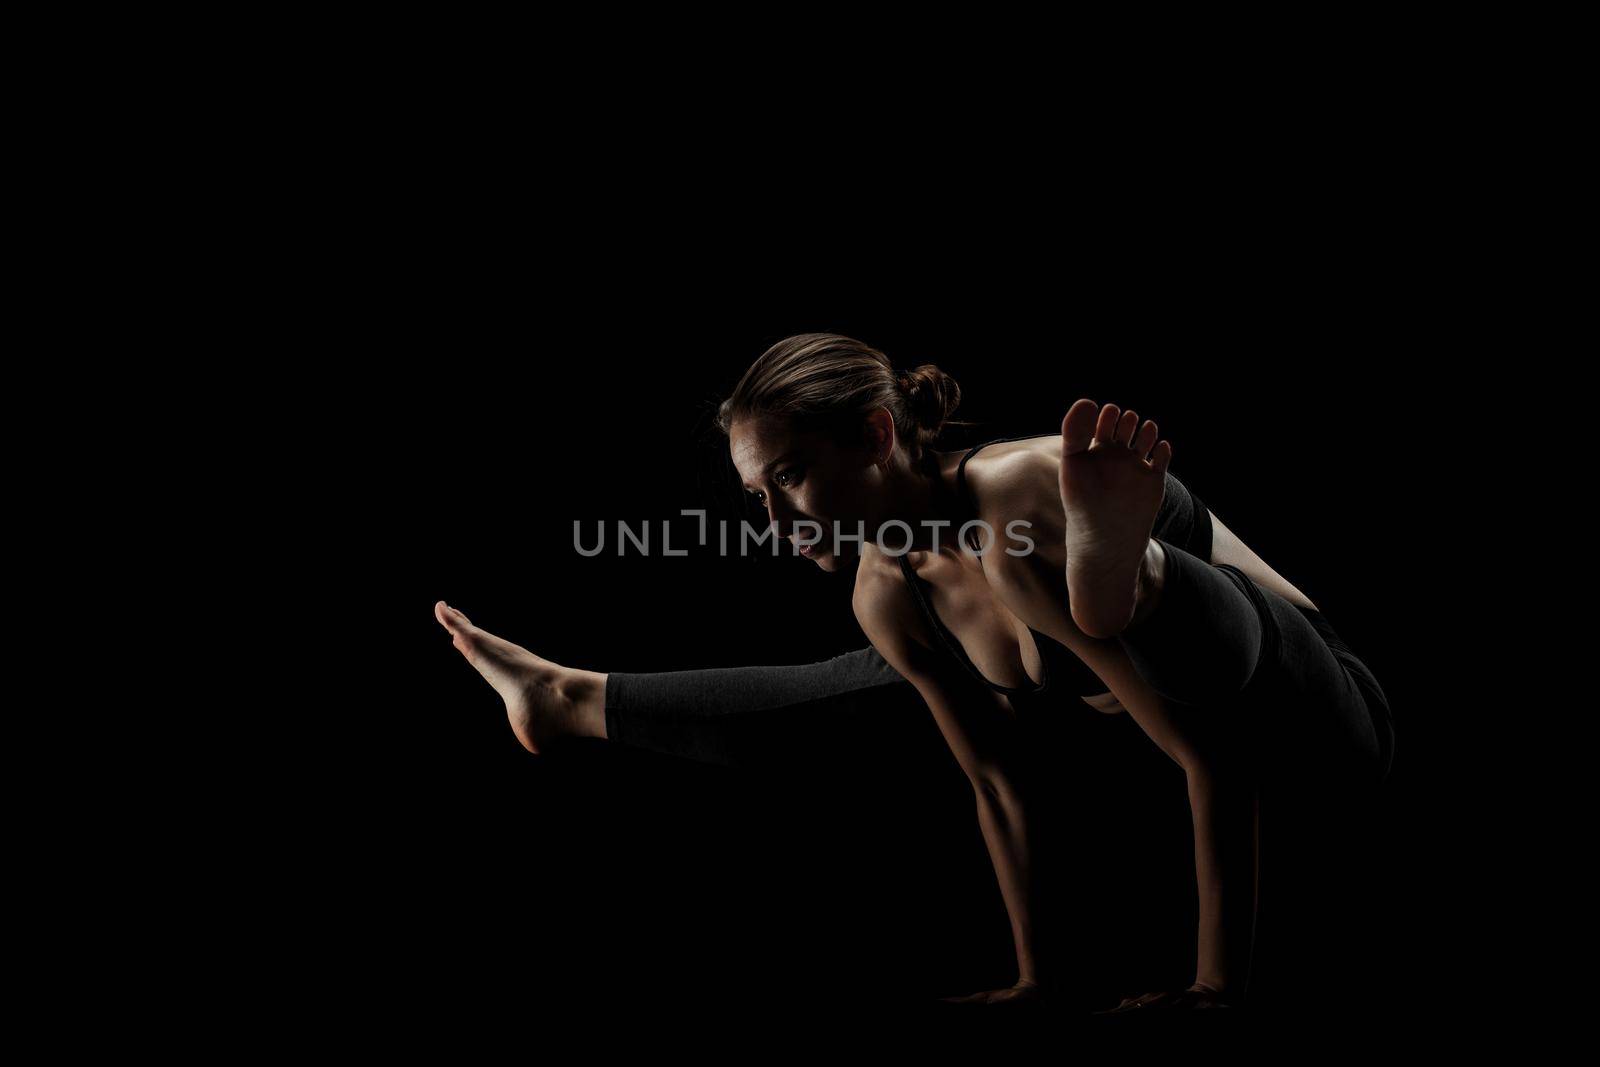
[435,601,917,767]
[605,647,914,766]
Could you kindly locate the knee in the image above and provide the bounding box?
[1171,619,1267,703]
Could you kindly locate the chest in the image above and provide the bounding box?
[910,551,1047,691]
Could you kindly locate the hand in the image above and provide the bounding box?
[1096,982,1234,1013]
[938,979,1046,1007]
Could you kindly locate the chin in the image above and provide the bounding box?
[811,552,840,572]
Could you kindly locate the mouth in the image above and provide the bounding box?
[795,540,822,558]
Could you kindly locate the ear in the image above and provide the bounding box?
[861,406,896,466]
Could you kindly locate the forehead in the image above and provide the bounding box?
[729,415,808,479]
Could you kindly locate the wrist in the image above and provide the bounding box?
[1189,978,1236,1002]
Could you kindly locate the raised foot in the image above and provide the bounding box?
[433,601,607,752]
[1059,399,1172,638]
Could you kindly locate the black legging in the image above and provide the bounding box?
[605,537,1395,789]
[601,537,1398,1006]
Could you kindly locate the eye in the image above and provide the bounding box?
[748,467,801,506]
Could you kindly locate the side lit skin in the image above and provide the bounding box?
[821,404,1316,1007]
[434,399,1321,1009]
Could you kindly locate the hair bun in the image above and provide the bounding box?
[896,364,962,437]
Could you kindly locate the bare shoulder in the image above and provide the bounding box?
[960,436,1066,539]
[960,438,1068,581]
[851,544,944,675]
[924,440,1077,646]
[967,438,1322,614]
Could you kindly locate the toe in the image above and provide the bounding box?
[1150,439,1173,476]
[1093,403,1122,444]
[1061,398,1099,454]
[435,601,475,633]
[1133,419,1160,457]
[1116,409,1140,445]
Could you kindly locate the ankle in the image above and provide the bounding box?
[560,669,609,739]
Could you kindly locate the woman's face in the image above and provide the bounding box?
[729,413,885,572]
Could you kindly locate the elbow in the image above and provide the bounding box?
[970,766,1027,807]
[1180,743,1253,787]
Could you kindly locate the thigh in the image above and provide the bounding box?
[1216,577,1396,1004]
[1217,565,1388,792]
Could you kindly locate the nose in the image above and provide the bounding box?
[766,499,796,536]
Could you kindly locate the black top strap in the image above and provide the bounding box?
[894,433,1062,693]
[952,434,1057,551]
[893,431,1221,702]
[956,433,1213,563]
[895,551,1050,696]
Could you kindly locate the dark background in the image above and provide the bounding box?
[282,268,1462,1027]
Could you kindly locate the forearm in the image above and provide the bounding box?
[1185,757,1259,997]
[972,778,1053,987]
[1071,640,1259,996]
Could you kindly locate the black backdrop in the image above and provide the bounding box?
[290,273,1453,1028]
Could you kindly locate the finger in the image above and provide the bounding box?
[1103,990,1171,1013]
[1139,990,1183,1010]
[1095,993,1151,1014]
[1182,987,1230,1009]
[1171,990,1217,1010]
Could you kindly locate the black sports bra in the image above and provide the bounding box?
[894,433,1215,701]
[897,552,1078,697]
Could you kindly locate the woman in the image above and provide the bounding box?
[432,333,1396,1011]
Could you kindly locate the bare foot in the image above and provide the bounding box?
[1058,399,1173,638]
[433,601,608,753]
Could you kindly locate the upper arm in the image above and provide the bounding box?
[962,457,1229,764]
[852,555,1031,791]
[967,458,1224,624]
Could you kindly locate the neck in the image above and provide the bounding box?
[871,446,969,553]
